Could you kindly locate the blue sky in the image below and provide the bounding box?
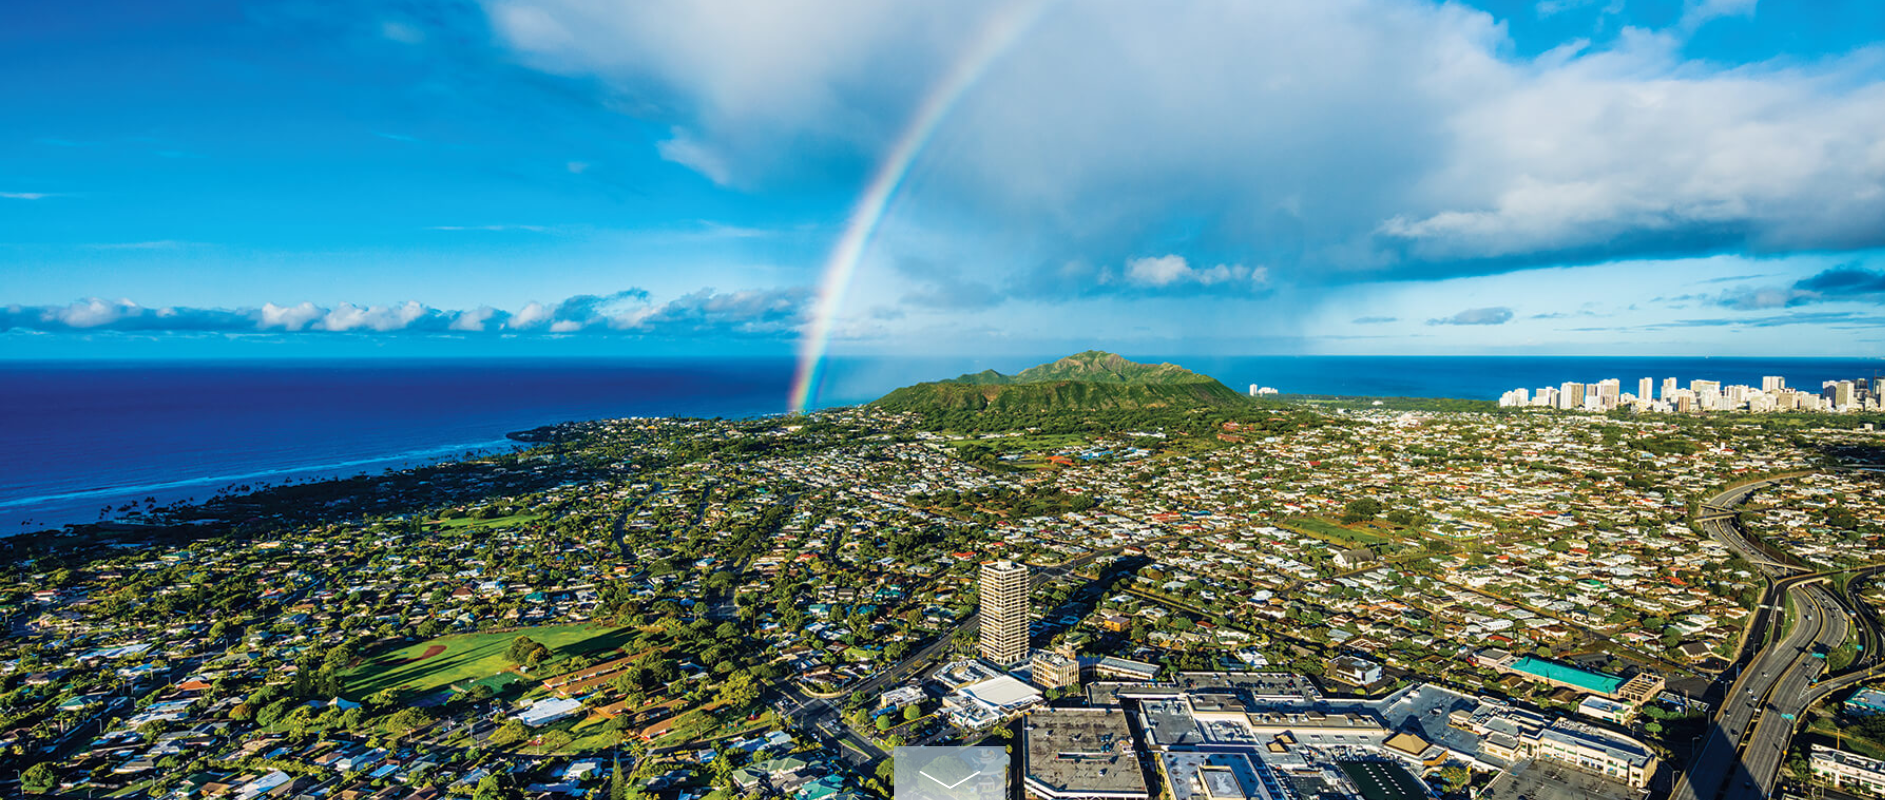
[4,0,1884,358]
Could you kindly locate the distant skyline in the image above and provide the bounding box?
[5,0,1885,359]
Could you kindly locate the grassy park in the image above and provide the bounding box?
[1283,516,1392,548]
[343,623,635,698]
[430,511,545,530]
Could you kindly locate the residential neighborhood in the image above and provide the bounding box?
[2,402,1881,800]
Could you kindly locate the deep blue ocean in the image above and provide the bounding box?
[2,355,1880,532]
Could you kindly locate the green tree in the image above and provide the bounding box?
[611,754,631,800]
[488,719,531,748]
[1341,499,1383,524]
[1439,766,1470,793]
[385,706,433,735]
[539,729,575,752]
[717,673,760,710]
[22,762,58,793]
[475,775,522,800]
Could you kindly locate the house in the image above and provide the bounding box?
[1333,548,1376,568]
[878,686,925,710]
[1676,641,1715,662]
[1326,655,1383,686]
[733,755,815,792]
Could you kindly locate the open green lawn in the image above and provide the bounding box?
[344,623,636,698]
[431,512,545,530]
[1804,713,1885,760]
[1284,517,1392,547]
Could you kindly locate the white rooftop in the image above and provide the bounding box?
[960,674,1044,710]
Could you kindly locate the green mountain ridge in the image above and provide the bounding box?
[873,351,1247,413]
[939,350,1208,386]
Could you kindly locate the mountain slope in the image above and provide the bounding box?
[940,350,1209,386]
[874,351,1245,413]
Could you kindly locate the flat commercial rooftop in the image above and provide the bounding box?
[1374,685,1504,767]
[1161,752,1269,800]
[1024,708,1150,799]
[1508,658,1624,695]
[1140,698,1208,748]
[1338,760,1427,800]
[1477,758,1640,800]
[1171,672,1320,699]
[962,674,1043,709]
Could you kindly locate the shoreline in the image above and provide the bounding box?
[0,408,799,538]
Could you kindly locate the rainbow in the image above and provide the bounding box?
[788,0,1058,414]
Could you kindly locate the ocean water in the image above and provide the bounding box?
[2,354,1880,532]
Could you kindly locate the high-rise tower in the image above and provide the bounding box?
[979,560,1030,665]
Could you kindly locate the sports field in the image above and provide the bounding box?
[1285,517,1392,547]
[343,623,635,698]
[1339,760,1428,800]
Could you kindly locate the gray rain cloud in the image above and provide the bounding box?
[1715,264,1885,310]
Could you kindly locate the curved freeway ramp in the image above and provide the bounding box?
[1671,477,1859,800]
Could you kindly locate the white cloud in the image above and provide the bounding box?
[260,302,325,331]
[450,306,502,331]
[2,289,812,339]
[654,130,735,186]
[1,192,53,200]
[482,0,1885,282]
[1121,255,1267,288]
[1427,306,1515,325]
[1123,255,1189,286]
[315,301,435,332]
[1679,0,1759,31]
[54,298,134,328]
[508,301,554,329]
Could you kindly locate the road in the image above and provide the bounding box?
[1731,584,1847,800]
[774,686,884,767]
[834,540,1149,700]
[771,539,1163,765]
[1672,477,1857,800]
[1842,570,1883,671]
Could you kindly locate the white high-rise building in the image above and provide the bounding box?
[1559,382,1586,411]
[1835,381,1857,409]
[1763,376,1787,393]
[1595,379,1621,410]
[1638,378,1654,403]
[1661,378,1678,401]
[979,560,1030,664]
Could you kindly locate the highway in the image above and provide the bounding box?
[1733,584,1846,800]
[1672,477,1859,800]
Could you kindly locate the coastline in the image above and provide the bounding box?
[6,354,1882,535]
